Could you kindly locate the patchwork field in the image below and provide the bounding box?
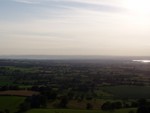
[0,59,150,113]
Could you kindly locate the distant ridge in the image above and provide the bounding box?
[0,55,150,60]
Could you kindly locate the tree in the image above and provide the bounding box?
[4,109,9,113]
[58,96,69,108]
[101,102,114,111]
[131,101,138,108]
[30,95,41,108]
[137,99,150,113]
[18,101,31,112]
[40,95,47,108]
[112,101,122,109]
[137,106,150,113]
[86,103,93,110]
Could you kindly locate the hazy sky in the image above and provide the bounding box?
[1,0,150,56]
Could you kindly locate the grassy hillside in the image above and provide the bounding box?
[26,108,136,113]
[0,96,25,113]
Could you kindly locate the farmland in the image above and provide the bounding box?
[0,58,150,113]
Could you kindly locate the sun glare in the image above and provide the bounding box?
[122,0,150,14]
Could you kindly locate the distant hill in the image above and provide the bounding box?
[0,55,150,60]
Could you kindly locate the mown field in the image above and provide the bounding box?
[26,108,136,113]
[0,96,25,113]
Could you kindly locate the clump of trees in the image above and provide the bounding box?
[101,101,122,111]
[17,94,47,113]
[101,99,150,113]
[0,109,10,113]
[137,99,150,113]
[58,96,69,108]
[86,103,93,110]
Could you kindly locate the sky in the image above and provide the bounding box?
[1,0,150,56]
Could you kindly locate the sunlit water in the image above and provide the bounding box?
[132,60,150,63]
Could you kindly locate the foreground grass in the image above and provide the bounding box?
[0,96,25,113]
[26,108,136,113]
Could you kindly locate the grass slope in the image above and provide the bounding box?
[26,108,136,113]
[0,96,25,113]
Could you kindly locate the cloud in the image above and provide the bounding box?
[52,0,125,13]
[12,0,125,13]
[13,0,40,4]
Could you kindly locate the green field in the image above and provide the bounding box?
[0,96,25,113]
[0,75,13,86]
[26,108,136,113]
[100,86,150,99]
